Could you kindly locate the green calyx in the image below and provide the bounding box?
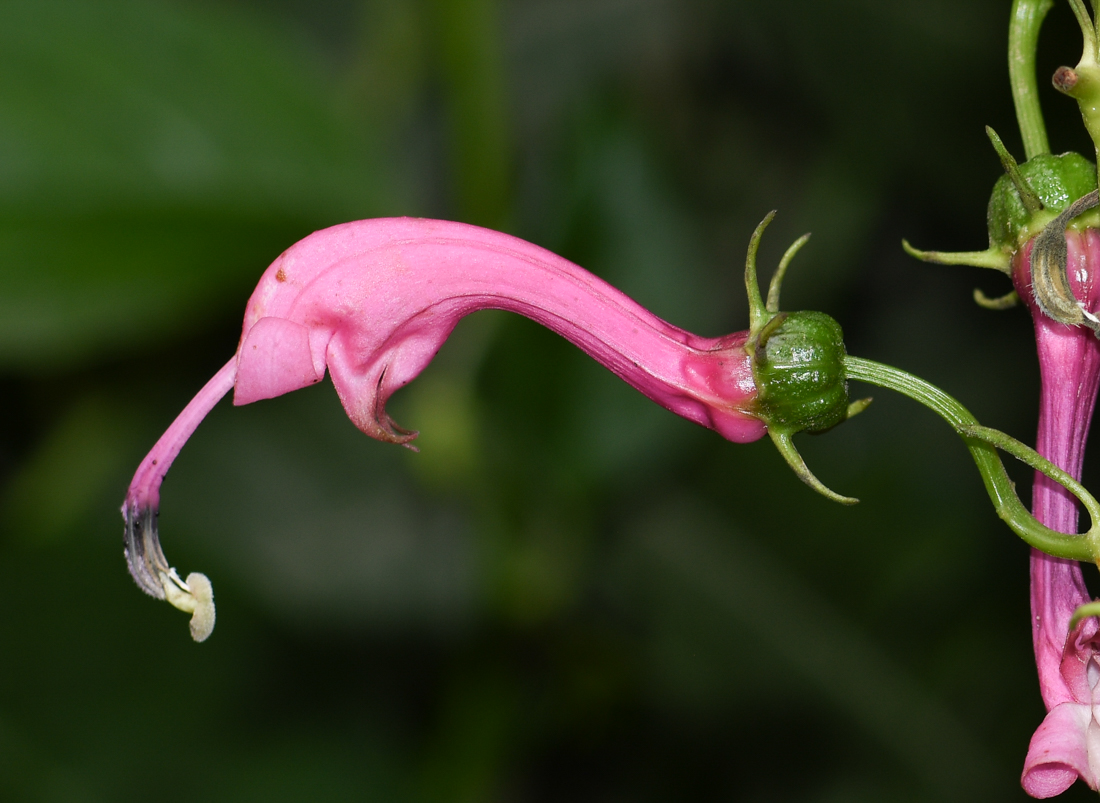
[740,212,1100,565]
[752,311,848,435]
[902,137,1098,282]
[743,213,866,505]
[743,214,851,439]
[851,1,1100,582]
[908,1,1100,325]
[987,150,1098,250]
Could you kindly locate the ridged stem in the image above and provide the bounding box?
[845,355,1098,561]
[1009,0,1054,158]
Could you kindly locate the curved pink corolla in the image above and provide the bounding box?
[123,218,766,635]
[1016,230,1100,798]
[234,217,763,444]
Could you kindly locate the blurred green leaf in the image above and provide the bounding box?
[1,392,134,542]
[0,0,395,367]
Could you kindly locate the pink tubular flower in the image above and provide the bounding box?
[1017,229,1100,798]
[233,218,765,444]
[123,218,768,639]
[126,210,1100,645]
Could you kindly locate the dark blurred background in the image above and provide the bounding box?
[0,0,1096,800]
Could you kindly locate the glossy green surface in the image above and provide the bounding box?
[753,311,849,434]
[987,151,1098,248]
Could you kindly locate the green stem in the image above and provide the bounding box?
[1009,0,1053,159]
[844,355,1099,562]
[1069,0,1097,56]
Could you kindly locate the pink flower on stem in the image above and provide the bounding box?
[902,1,1100,787]
[127,212,1096,644]
[909,178,1100,797]
[885,128,1100,796]
[123,218,771,641]
[1018,226,1100,797]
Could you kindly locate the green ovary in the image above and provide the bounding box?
[751,310,849,435]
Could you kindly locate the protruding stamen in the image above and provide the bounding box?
[161,571,216,643]
[769,431,858,505]
[123,503,170,600]
[901,240,1011,274]
[123,503,215,641]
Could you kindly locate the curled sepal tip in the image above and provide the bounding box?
[1028,189,1100,333]
[1070,600,1100,632]
[846,397,873,419]
[973,288,1019,310]
[769,431,858,505]
[744,211,776,330]
[766,232,810,314]
[901,240,1011,273]
[986,126,1044,213]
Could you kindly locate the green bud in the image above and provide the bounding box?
[751,310,849,435]
[987,151,1098,250]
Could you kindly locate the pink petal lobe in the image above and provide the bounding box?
[1022,703,1098,797]
[234,316,323,406]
